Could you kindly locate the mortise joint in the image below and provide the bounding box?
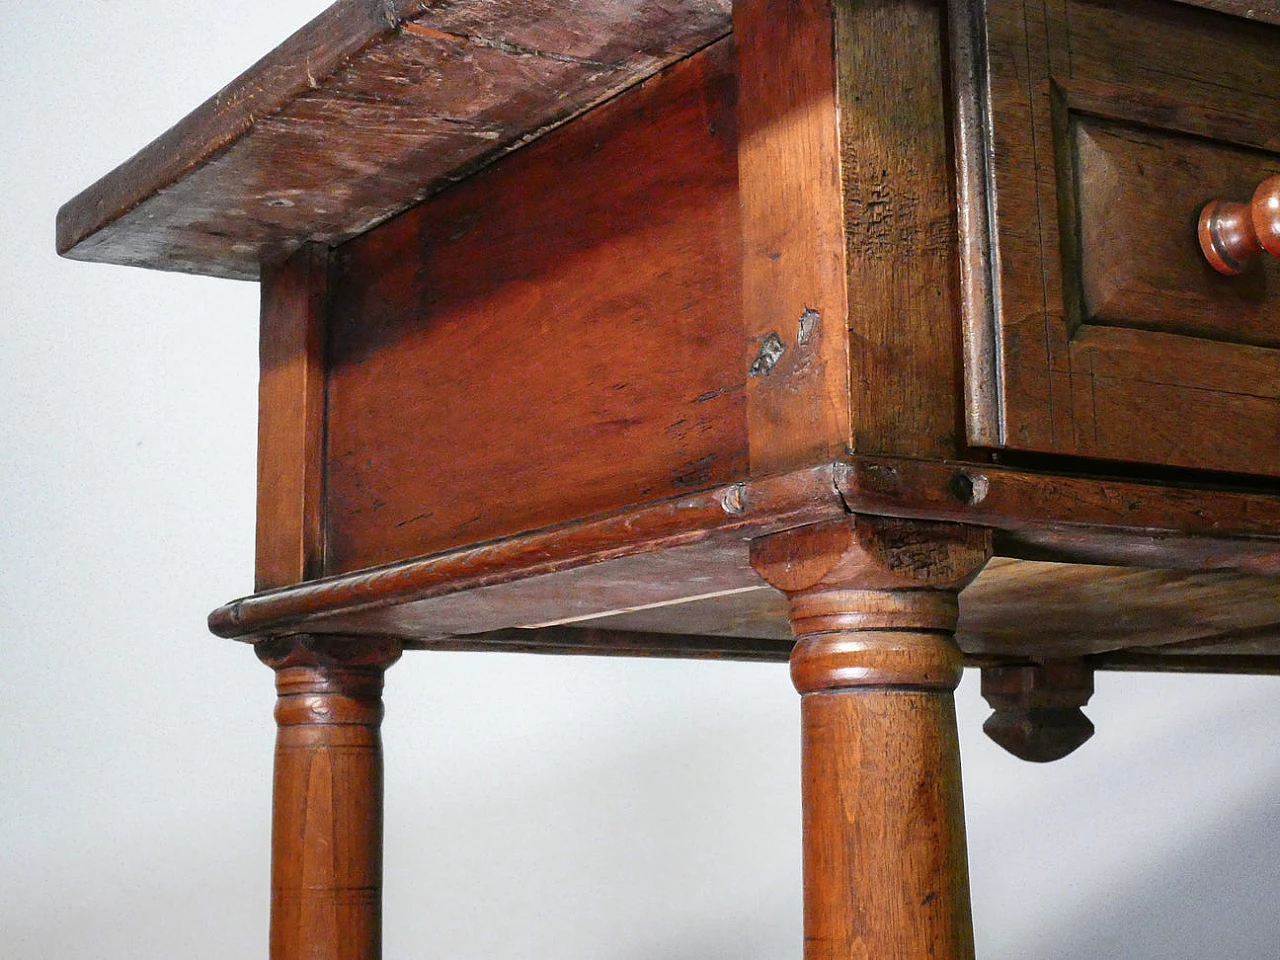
[951,470,989,506]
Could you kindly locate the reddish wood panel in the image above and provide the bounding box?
[304,540,772,641]
[212,457,1280,669]
[209,465,845,640]
[57,0,732,280]
[322,39,745,573]
[256,246,329,590]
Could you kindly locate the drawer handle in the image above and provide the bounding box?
[1199,175,1280,275]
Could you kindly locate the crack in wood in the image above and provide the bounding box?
[401,21,614,67]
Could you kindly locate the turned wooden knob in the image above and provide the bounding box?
[1199,174,1280,275]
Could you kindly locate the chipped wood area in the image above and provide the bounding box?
[56,0,732,280]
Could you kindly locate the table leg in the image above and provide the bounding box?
[256,636,402,960]
[752,516,991,959]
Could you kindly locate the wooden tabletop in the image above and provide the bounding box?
[56,0,732,280]
[56,0,1280,281]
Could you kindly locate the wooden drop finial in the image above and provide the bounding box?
[1198,174,1280,275]
[980,660,1094,763]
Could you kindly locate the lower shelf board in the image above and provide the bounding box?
[307,555,1280,672]
[209,461,1280,672]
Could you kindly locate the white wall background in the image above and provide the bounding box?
[3,2,1279,956]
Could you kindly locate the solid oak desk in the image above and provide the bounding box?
[58,0,1280,957]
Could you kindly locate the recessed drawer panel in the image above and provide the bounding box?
[959,0,1280,475]
[1074,116,1280,349]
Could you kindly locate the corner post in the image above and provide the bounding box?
[256,635,402,960]
[752,515,991,960]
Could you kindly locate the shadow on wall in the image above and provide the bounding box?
[1019,779,1280,960]
[964,673,1280,960]
[382,657,803,959]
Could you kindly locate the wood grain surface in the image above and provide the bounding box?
[256,636,402,960]
[210,464,843,641]
[753,517,991,960]
[1075,118,1280,348]
[837,0,962,459]
[735,0,964,467]
[1172,0,1280,25]
[256,245,329,590]
[212,457,1280,668]
[323,38,746,573]
[535,553,1280,665]
[57,0,732,279]
[836,456,1280,566]
[734,0,850,472]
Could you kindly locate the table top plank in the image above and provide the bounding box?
[56,0,732,280]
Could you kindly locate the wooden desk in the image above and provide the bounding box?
[58,0,1280,957]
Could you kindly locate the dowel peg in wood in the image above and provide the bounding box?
[1198,174,1280,275]
[981,660,1094,763]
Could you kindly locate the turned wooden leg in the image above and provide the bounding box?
[752,516,991,960]
[256,636,402,960]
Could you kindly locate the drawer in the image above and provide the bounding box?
[957,0,1280,475]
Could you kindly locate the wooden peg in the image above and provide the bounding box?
[752,515,991,960]
[981,660,1095,763]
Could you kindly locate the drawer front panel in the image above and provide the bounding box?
[962,0,1280,475]
[1074,116,1280,348]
